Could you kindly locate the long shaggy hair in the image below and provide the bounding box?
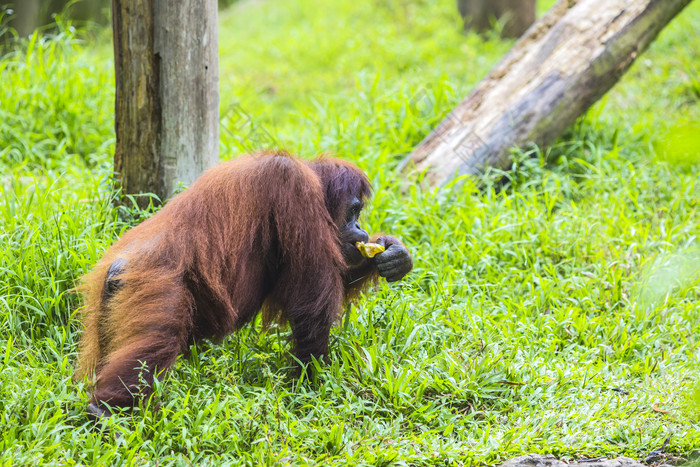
[76,150,375,408]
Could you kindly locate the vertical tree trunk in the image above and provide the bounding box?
[458,0,536,38]
[43,0,67,25]
[112,0,218,207]
[13,0,40,38]
[69,0,109,25]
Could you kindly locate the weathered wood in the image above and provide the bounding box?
[112,0,218,207]
[458,0,535,38]
[12,0,41,38]
[68,0,109,25]
[405,0,694,187]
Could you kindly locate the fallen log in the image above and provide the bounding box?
[403,0,694,186]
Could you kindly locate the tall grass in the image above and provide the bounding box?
[1,0,699,465]
[0,27,114,169]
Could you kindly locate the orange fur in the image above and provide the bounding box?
[76,151,378,409]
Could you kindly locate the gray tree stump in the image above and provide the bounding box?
[12,0,40,38]
[458,0,536,38]
[404,0,694,187]
[112,0,219,207]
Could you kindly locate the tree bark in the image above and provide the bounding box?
[69,0,109,25]
[12,0,40,38]
[458,0,536,38]
[112,0,218,207]
[404,0,694,187]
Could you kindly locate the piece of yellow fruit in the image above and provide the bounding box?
[355,241,385,258]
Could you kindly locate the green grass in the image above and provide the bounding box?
[1,0,699,465]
